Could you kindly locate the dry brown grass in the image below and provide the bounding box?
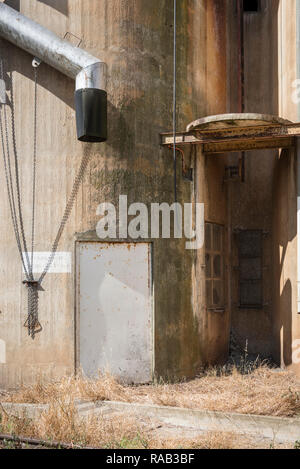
[2,365,300,418]
[134,366,300,418]
[151,432,294,450]
[0,401,149,448]
[0,407,294,449]
[2,372,128,406]
[0,365,299,449]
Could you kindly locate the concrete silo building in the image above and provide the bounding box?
[0,0,300,388]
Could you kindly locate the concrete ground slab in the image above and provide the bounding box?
[1,400,300,444]
[78,401,300,444]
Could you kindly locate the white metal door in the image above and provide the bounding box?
[77,242,153,383]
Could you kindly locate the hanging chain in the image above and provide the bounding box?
[9,70,32,278]
[0,60,30,279]
[31,67,38,277]
[0,58,40,338]
[0,57,91,338]
[23,64,41,339]
[38,150,91,284]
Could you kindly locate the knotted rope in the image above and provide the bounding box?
[23,281,41,339]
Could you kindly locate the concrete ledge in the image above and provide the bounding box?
[82,401,300,444]
[0,402,48,419]
[2,400,300,443]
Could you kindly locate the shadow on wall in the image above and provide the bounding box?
[281,280,293,366]
[37,0,68,16]
[3,0,20,11]
[272,148,296,367]
[4,0,69,16]
[2,1,72,107]
[0,39,75,110]
[0,0,145,159]
[0,39,127,154]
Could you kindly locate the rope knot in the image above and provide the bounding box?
[23,280,42,339]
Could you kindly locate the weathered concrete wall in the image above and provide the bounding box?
[277,0,298,122]
[272,148,300,374]
[0,0,231,387]
[272,0,300,375]
[2,0,299,387]
[225,0,300,372]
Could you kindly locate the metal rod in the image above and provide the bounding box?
[173,0,177,202]
[237,0,245,114]
[237,0,245,182]
[0,432,96,450]
[297,138,300,313]
[0,2,106,91]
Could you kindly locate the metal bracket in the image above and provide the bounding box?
[32,57,42,68]
[183,167,193,181]
[224,165,240,181]
[22,280,44,291]
[63,31,82,48]
[0,78,6,104]
[168,145,193,181]
[22,280,39,286]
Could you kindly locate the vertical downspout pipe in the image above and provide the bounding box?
[0,2,107,142]
[297,137,300,313]
[237,0,245,182]
[297,1,300,313]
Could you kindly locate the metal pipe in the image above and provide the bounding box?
[237,0,245,182]
[0,2,106,89]
[237,0,244,114]
[0,2,107,142]
[297,2,300,312]
[297,138,300,314]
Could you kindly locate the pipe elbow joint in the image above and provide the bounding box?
[75,61,107,91]
[75,62,108,143]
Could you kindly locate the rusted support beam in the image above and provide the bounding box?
[160,123,300,153]
[203,137,294,154]
[191,123,300,142]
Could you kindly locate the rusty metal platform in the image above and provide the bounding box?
[160,113,300,153]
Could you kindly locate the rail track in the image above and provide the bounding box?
[0,433,96,449]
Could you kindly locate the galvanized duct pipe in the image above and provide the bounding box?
[0,2,107,142]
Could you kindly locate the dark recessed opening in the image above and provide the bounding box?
[238,230,263,310]
[243,0,260,12]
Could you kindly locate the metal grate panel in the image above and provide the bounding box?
[238,230,263,309]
